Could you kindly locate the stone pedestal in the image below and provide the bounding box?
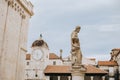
[72,73,85,80]
[71,65,86,80]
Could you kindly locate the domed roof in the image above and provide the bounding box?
[31,35,49,48]
[32,39,44,47]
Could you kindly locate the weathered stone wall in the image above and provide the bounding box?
[0,0,8,65]
[0,0,33,80]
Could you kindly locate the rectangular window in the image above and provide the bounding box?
[53,61,56,65]
[109,67,114,73]
[27,62,29,65]
[109,67,114,76]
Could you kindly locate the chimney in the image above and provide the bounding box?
[60,49,63,59]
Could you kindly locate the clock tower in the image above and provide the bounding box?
[31,36,49,80]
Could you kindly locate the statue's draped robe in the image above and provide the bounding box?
[71,30,82,65]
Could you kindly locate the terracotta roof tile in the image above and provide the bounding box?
[85,65,108,74]
[49,53,60,59]
[98,61,118,66]
[26,54,31,60]
[44,65,71,73]
[44,65,107,74]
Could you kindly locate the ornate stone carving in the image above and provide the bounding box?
[5,0,27,19]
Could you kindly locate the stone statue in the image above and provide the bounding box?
[71,26,82,66]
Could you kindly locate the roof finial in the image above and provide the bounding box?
[60,49,63,59]
[40,34,42,38]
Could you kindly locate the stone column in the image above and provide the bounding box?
[102,76,105,80]
[72,66,86,80]
[109,78,114,80]
[45,76,49,80]
[90,76,93,80]
[68,76,71,80]
[119,66,120,80]
[58,76,60,80]
[72,72,85,80]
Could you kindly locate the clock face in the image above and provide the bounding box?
[32,49,43,60]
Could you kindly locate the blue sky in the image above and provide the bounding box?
[28,0,120,61]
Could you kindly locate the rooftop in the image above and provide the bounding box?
[44,65,107,74]
[49,53,60,59]
[85,65,108,74]
[31,38,49,49]
[44,65,71,74]
[98,61,118,66]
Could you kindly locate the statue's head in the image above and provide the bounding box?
[75,26,81,33]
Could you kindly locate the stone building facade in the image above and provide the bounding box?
[110,48,120,80]
[0,0,33,80]
[25,38,107,80]
[98,61,118,80]
[98,48,120,80]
